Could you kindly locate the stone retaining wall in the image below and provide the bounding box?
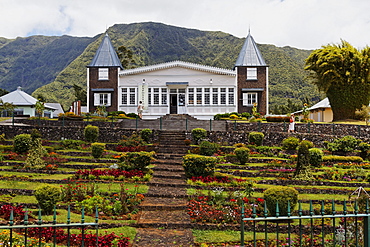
[2,120,370,147]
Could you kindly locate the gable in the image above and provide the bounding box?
[119,60,235,77]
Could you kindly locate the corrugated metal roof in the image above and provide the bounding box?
[88,34,123,69]
[0,87,57,110]
[235,31,266,67]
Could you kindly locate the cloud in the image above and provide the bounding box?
[0,0,370,49]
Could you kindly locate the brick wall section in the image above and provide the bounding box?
[88,67,119,112]
[237,66,267,115]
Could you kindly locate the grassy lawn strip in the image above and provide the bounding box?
[0,171,73,180]
[0,180,148,194]
[193,229,293,245]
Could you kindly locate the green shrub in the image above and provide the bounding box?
[358,142,370,160]
[294,140,314,178]
[119,133,146,147]
[24,138,46,169]
[248,132,264,146]
[84,125,99,143]
[325,135,361,152]
[191,128,207,144]
[183,154,218,177]
[264,186,299,216]
[91,143,105,159]
[214,113,230,120]
[241,112,251,119]
[323,155,363,163]
[119,151,155,171]
[199,141,220,156]
[235,147,250,165]
[30,129,42,139]
[282,137,300,150]
[309,148,324,167]
[34,185,61,214]
[140,129,152,143]
[13,134,32,153]
[61,139,86,149]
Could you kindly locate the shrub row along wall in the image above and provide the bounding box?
[0,126,365,149]
[226,121,370,138]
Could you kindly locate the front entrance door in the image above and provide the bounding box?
[170,94,177,114]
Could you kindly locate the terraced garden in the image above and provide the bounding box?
[0,127,369,246]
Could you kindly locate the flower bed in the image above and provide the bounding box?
[74,169,145,180]
[188,195,264,224]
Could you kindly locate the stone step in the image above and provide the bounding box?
[152,159,183,165]
[137,209,191,225]
[144,193,189,198]
[153,173,185,179]
[152,167,185,173]
[139,197,187,211]
[133,228,194,247]
[155,154,185,160]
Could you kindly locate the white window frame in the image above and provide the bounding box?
[228,88,234,105]
[148,87,168,105]
[243,92,258,106]
[94,93,111,106]
[247,68,257,80]
[98,68,109,80]
[121,88,137,105]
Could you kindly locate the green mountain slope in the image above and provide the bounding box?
[1,22,321,112]
[0,35,93,93]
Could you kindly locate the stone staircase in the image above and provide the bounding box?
[133,131,194,247]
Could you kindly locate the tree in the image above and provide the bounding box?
[73,84,87,105]
[0,88,9,97]
[0,99,15,117]
[117,45,136,69]
[305,40,370,121]
[35,100,45,117]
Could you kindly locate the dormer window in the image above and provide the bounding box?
[98,68,109,80]
[246,68,257,80]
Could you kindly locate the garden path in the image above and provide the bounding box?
[133,131,194,247]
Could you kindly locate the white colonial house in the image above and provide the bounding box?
[0,87,57,118]
[87,32,268,120]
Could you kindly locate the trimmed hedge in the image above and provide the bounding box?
[323,155,363,163]
[183,154,218,178]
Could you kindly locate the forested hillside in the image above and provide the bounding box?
[0,35,94,93]
[0,22,322,112]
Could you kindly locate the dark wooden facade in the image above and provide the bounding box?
[236,66,267,115]
[88,67,119,113]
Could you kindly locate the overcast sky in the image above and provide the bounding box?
[1,0,369,50]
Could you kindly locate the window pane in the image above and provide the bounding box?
[228,93,234,105]
[162,94,167,104]
[196,94,202,104]
[220,93,226,104]
[213,93,218,104]
[247,68,257,80]
[205,93,210,104]
[98,68,108,80]
[188,93,194,105]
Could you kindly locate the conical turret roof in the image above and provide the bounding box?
[235,31,266,67]
[88,33,123,69]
